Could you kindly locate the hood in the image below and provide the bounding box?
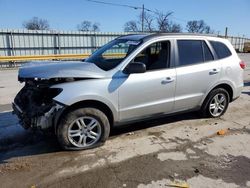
[18,61,106,79]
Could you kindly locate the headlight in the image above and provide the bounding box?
[44,88,63,101]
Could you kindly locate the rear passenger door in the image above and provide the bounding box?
[174,39,221,111]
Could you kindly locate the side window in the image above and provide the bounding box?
[202,41,214,62]
[177,40,203,66]
[133,41,170,71]
[209,41,232,59]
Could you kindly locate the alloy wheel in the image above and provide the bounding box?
[67,116,102,148]
[209,93,227,117]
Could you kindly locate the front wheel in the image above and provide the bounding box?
[200,88,229,118]
[57,107,110,150]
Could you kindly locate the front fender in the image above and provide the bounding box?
[51,79,119,122]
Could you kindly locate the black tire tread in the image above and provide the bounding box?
[57,107,110,150]
[200,88,229,118]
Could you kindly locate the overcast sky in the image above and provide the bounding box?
[0,0,249,37]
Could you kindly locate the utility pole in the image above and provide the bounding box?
[141,4,144,32]
[225,27,228,38]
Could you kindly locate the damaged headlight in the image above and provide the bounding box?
[13,86,64,130]
[14,85,63,117]
[42,88,63,102]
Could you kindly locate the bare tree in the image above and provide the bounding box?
[186,20,213,34]
[23,17,50,30]
[124,20,139,32]
[77,21,91,31]
[124,11,181,33]
[204,25,214,34]
[77,21,100,31]
[92,23,100,32]
[138,12,155,32]
[156,11,173,32]
[165,22,182,33]
[124,12,155,32]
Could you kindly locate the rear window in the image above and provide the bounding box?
[209,41,232,59]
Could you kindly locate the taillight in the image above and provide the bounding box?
[239,60,246,69]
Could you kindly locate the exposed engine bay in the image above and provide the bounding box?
[12,78,73,130]
[13,61,106,131]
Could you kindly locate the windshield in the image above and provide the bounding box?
[86,39,142,71]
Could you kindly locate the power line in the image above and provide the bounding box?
[85,0,188,32]
[85,0,141,10]
[85,0,159,14]
[85,0,148,32]
[85,0,186,21]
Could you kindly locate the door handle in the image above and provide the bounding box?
[161,77,175,84]
[209,69,220,75]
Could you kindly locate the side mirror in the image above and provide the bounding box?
[123,62,146,74]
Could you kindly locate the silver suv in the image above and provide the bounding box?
[13,34,245,150]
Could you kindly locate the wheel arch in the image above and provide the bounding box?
[54,100,115,133]
[212,83,233,102]
[201,83,234,107]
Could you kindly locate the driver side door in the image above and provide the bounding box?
[118,40,176,122]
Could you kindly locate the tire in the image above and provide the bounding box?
[200,88,229,118]
[42,127,55,137]
[57,107,110,150]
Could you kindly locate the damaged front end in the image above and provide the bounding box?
[13,78,66,130]
[13,61,106,130]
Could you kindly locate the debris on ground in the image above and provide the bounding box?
[126,132,134,136]
[168,181,189,188]
[194,168,200,174]
[217,129,228,135]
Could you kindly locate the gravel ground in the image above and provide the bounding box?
[0,53,250,188]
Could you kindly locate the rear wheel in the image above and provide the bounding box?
[200,88,229,118]
[57,107,110,150]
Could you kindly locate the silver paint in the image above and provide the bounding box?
[17,34,244,125]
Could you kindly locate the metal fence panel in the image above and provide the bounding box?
[0,29,249,57]
[224,36,250,51]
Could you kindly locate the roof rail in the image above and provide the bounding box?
[143,32,217,40]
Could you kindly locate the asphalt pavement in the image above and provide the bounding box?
[0,53,250,188]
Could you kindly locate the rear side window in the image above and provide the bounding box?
[209,41,232,59]
[177,40,203,66]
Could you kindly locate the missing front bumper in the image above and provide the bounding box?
[13,102,64,130]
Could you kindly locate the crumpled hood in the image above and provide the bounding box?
[18,61,106,79]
